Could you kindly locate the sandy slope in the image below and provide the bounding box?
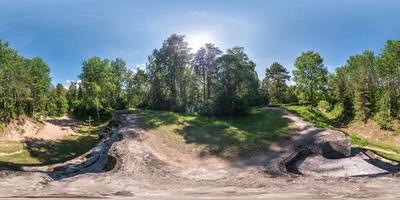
[0,111,399,199]
[0,116,81,141]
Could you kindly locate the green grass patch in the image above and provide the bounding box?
[283,105,335,129]
[0,125,100,166]
[349,133,400,162]
[137,107,291,156]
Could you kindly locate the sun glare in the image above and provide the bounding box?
[187,33,214,51]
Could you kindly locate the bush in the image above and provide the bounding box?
[374,111,392,130]
[214,95,248,116]
[375,92,392,130]
[317,100,331,112]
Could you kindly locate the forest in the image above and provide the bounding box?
[1,35,400,131]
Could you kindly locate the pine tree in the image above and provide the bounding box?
[262,62,290,104]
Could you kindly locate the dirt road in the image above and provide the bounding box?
[0,111,399,199]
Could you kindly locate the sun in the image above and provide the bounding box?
[187,33,214,51]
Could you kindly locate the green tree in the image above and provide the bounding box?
[214,47,260,115]
[262,62,290,104]
[110,58,128,109]
[146,34,192,111]
[66,81,79,112]
[53,83,68,116]
[127,69,148,107]
[376,40,400,120]
[28,57,51,118]
[79,57,113,121]
[347,51,375,123]
[293,51,328,106]
[192,43,222,106]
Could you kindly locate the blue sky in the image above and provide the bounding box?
[1,0,400,86]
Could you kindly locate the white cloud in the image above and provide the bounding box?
[135,63,146,70]
[129,63,146,73]
[64,79,81,89]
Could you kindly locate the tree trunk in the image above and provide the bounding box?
[203,66,206,104]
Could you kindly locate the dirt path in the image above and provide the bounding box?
[0,111,399,199]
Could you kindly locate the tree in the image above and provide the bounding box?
[333,67,348,103]
[214,47,260,115]
[53,83,68,116]
[66,81,79,112]
[127,69,148,107]
[146,34,192,111]
[192,43,222,106]
[293,51,328,106]
[262,62,290,104]
[347,51,375,123]
[28,57,51,118]
[0,40,53,122]
[110,58,128,109]
[0,40,28,121]
[79,57,113,121]
[376,40,400,120]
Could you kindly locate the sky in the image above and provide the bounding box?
[1,0,400,86]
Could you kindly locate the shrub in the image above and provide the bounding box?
[317,100,331,112]
[214,95,248,116]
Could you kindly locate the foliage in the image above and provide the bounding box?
[317,100,330,112]
[262,62,290,104]
[144,35,261,116]
[293,51,328,105]
[374,91,392,129]
[192,43,222,112]
[54,83,69,116]
[348,51,375,123]
[0,40,67,123]
[213,47,261,116]
[146,34,192,112]
[126,69,148,108]
[72,57,130,121]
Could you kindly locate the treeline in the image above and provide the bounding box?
[0,41,68,123]
[145,34,261,115]
[2,35,400,129]
[262,40,400,129]
[66,34,262,120]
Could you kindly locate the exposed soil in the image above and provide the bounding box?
[344,120,400,148]
[0,110,400,199]
[0,116,81,142]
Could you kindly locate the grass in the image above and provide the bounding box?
[283,105,335,129]
[0,122,100,166]
[137,107,291,157]
[349,133,400,161]
[283,104,400,162]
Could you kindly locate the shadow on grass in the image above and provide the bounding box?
[283,105,353,129]
[136,109,181,128]
[139,107,294,158]
[0,135,99,167]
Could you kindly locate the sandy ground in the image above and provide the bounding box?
[0,116,81,142]
[0,111,400,199]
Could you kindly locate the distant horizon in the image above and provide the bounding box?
[1,0,400,86]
